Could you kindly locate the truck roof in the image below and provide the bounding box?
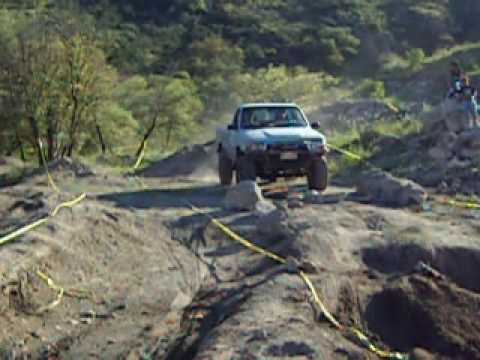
[239,102,299,109]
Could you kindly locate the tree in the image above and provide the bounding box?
[115,73,204,156]
[0,7,116,163]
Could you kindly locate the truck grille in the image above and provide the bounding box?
[268,143,306,151]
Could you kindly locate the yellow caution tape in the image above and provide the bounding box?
[34,270,66,313]
[34,270,95,313]
[328,144,364,162]
[133,141,147,170]
[385,102,400,114]
[184,201,407,359]
[0,193,86,247]
[38,139,60,193]
[0,218,49,246]
[50,193,87,216]
[440,197,480,209]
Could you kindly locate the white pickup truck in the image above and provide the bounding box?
[216,103,328,190]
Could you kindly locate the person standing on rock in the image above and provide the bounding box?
[447,62,478,128]
[447,61,467,99]
[460,81,479,128]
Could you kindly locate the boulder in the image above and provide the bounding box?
[287,193,304,209]
[409,348,434,360]
[256,208,293,239]
[436,131,457,150]
[447,157,471,169]
[427,146,451,162]
[357,170,428,207]
[426,98,471,134]
[224,181,264,211]
[253,199,277,216]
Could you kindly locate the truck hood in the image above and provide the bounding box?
[240,127,326,144]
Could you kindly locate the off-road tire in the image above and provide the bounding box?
[307,157,328,191]
[218,150,233,185]
[236,155,256,183]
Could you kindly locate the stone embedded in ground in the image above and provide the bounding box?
[304,192,347,205]
[428,146,451,161]
[223,181,264,211]
[254,200,277,216]
[357,170,427,207]
[265,341,315,357]
[440,98,471,133]
[409,348,434,360]
[447,157,471,169]
[256,208,292,239]
[287,197,304,209]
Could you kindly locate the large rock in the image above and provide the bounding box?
[256,207,294,239]
[454,128,480,159]
[426,98,471,134]
[223,181,265,211]
[357,170,428,207]
[428,146,451,162]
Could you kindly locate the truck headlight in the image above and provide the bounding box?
[305,140,325,152]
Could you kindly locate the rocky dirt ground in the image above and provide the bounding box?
[1,141,480,360]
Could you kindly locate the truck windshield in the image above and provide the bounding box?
[241,107,308,129]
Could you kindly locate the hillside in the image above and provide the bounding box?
[2,3,480,359]
[2,0,480,164]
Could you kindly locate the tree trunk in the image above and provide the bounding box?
[67,143,74,157]
[15,131,26,162]
[95,121,106,154]
[67,92,79,158]
[46,109,55,161]
[136,116,157,157]
[27,116,42,165]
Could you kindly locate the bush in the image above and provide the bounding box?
[406,48,426,72]
[357,79,386,99]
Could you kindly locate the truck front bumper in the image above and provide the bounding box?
[245,146,326,178]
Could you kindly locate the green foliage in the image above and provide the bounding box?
[231,65,337,106]
[357,79,386,99]
[328,115,423,177]
[3,0,480,167]
[115,73,204,150]
[406,48,426,72]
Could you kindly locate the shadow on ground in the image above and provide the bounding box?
[362,243,480,292]
[96,185,227,209]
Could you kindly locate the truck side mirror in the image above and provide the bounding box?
[311,121,320,129]
[227,124,236,130]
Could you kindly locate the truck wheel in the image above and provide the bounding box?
[218,151,233,185]
[236,156,256,183]
[307,157,328,191]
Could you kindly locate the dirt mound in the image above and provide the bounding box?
[46,158,94,177]
[0,182,208,358]
[2,161,480,359]
[139,142,217,180]
[366,274,480,359]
